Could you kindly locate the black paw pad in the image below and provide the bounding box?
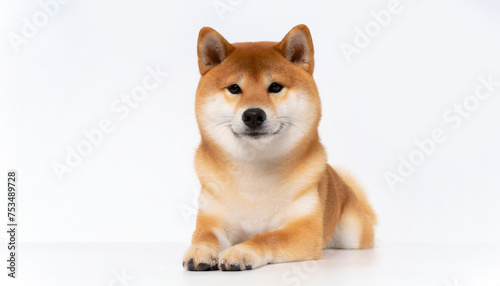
[245,264,253,270]
[221,264,227,271]
[187,258,195,271]
[230,263,241,271]
[198,262,210,271]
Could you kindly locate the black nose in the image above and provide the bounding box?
[242,108,266,129]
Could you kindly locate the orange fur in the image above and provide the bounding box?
[183,25,376,271]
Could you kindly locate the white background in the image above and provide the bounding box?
[1,0,500,248]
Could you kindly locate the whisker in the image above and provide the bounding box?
[209,121,232,132]
[214,120,232,127]
[280,121,306,136]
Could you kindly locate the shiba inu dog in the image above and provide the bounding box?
[183,24,377,271]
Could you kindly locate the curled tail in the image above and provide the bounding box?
[337,169,377,226]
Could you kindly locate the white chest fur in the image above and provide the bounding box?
[199,165,320,250]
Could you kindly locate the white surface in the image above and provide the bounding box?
[1,241,499,286]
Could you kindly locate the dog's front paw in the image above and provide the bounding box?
[218,244,265,271]
[183,244,219,271]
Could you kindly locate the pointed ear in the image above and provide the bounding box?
[197,27,234,75]
[277,24,314,74]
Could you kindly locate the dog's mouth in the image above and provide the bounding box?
[232,124,284,139]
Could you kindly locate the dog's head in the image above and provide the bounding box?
[195,25,321,162]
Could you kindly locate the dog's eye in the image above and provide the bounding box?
[228,84,242,94]
[268,82,283,93]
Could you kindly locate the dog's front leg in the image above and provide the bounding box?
[183,212,222,271]
[218,215,323,271]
